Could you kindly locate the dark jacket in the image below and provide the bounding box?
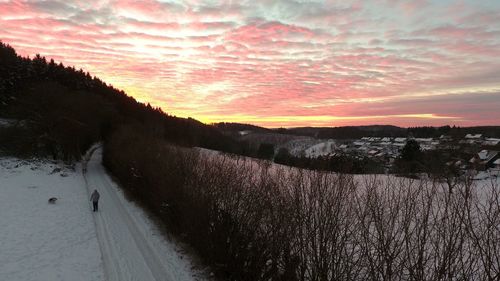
[90,190,100,202]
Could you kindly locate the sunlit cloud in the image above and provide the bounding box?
[1,0,499,127]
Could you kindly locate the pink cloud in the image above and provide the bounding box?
[1,0,499,127]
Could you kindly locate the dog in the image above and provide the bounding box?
[48,197,58,204]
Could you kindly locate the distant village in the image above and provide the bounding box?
[279,133,500,178]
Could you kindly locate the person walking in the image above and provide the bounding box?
[90,189,100,212]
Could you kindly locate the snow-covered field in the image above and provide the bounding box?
[0,159,103,281]
[199,147,500,192]
[0,148,205,281]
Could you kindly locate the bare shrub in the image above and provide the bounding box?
[104,131,500,281]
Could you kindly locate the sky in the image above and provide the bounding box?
[1,0,500,128]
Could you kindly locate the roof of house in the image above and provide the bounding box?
[478,150,499,163]
[478,150,489,160]
[486,151,499,162]
[483,139,500,146]
[465,134,482,139]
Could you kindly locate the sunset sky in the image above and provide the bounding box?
[1,0,499,127]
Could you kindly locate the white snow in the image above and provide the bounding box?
[0,159,103,281]
[0,147,206,281]
[278,138,320,157]
[304,140,336,158]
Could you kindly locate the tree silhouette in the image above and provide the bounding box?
[401,139,422,162]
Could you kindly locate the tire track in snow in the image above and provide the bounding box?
[83,145,117,281]
[83,147,177,281]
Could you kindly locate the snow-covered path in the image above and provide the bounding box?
[84,147,202,281]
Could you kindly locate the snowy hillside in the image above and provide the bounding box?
[303,140,337,158]
[0,148,205,281]
[277,138,321,156]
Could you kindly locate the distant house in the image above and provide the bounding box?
[439,135,453,141]
[353,141,366,146]
[460,139,476,145]
[483,138,500,146]
[470,150,500,170]
[421,144,434,151]
[465,134,482,139]
[492,158,500,169]
[490,159,500,176]
[416,138,433,143]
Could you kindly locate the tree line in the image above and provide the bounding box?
[273,147,384,174]
[0,41,247,160]
[239,124,500,139]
